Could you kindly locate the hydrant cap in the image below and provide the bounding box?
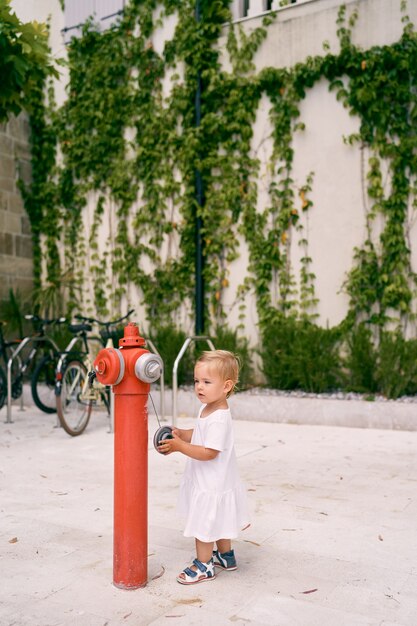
[153,425,173,454]
[94,347,125,386]
[135,353,163,383]
[119,322,146,348]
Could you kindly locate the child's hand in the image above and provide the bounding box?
[157,430,182,455]
[171,427,193,443]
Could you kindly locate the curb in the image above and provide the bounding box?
[153,388,417,432]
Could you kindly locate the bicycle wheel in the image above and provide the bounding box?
[31,354,58,414]
[0,366,6,410]
[56,360,92,436]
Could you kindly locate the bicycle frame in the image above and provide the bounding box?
[55,332,109,407]
[6,335,60,424]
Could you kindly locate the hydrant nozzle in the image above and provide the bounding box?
[135,352,163,384]
[96,358,106,375]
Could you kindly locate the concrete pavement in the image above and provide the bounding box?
[1,402,416,625]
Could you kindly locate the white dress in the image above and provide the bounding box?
[177,406,250,543]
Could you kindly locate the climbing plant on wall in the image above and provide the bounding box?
[0,0,57,122]
[335,6,417,332]
[22,0,417,344]
[0,0,59,298]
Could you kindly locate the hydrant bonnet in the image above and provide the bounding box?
[135,353,163,384]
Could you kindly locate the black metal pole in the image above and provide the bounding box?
[195,0,204,335]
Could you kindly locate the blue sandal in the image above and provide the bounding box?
[177,558,216,585]
[213,549,237,571]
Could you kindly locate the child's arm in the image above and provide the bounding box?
[158,431,218,460]
[172,428,193,443]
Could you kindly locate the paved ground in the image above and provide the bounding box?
[1,402,416,626]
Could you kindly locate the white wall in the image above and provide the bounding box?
[8,0,417,343]
[292,80,363,327]
[224,0,417,64]
[218,0,417,343]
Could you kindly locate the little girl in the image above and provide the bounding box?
[158,349,250,585]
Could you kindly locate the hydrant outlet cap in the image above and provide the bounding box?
[93,348,125,386]
[135,353,163,383]
[96,359,106,375]
[153,425,173,454]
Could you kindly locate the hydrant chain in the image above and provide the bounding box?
[88,370,97,388]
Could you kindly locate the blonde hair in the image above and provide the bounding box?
[196,350,240,396]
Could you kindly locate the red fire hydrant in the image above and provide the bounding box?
[93,322,162,589]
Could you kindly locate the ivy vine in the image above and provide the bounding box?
[0,0,58,122]
[20,0,417,342]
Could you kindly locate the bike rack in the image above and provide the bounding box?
[6,335,60,424]
[172,336,215,426]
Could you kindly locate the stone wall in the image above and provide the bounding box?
[0,114,33,301]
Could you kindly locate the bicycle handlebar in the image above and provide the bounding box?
[25,315,66,326]
[74,309,135,327]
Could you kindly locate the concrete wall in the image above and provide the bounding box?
[0,115,33,300]
[0,1,66,302]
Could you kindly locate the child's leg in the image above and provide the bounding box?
[196,538,214,563]
[176,539,215,584]
[177,539,214,579]
[213,538,237,571]
[216,538,232,553]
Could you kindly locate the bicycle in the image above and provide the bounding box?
[55,310,134,436]
[0,315,66,415]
